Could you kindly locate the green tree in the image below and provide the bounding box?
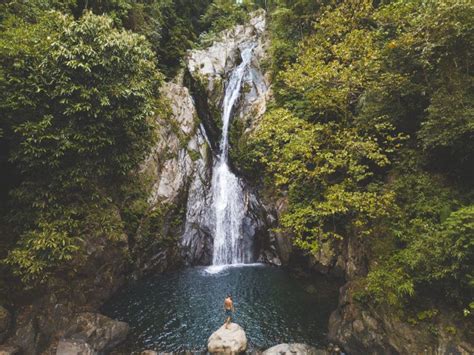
[249,1,402,254]
[125,0,211,76]
[259,0,474,313]
[0,11,161,285]
[252,106,397,254]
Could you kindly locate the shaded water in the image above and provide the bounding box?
[102,265,340,352]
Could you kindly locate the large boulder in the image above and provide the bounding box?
[208,323,247,354]
[262,343,327,355]
[56,339,95,355]
[61,313,128,353]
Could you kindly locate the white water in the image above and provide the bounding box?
[204,263,264,275]
[211,45,254,266]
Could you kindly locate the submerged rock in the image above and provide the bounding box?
[208,323,247,354]
[262,343,328,355]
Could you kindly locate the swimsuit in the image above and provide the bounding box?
[225,308,232,319]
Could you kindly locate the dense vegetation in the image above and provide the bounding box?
[0,0,212,76]
[237,0,473,319]
[0,0,264,299]
[0,8,162,288]
[0,0,220,297]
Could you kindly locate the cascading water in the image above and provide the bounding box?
[211,44,254,266]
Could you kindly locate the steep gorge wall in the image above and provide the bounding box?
[141,10,282,267]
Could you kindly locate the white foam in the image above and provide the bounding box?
[204,263,265,275]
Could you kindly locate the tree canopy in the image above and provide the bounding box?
[241,0,474,315]
[0,10,161,285]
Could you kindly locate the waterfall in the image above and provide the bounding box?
[211,44,254,265]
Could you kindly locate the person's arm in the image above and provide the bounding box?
[232,303,235,312]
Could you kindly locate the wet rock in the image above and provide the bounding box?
[260,197,293,266]
[207,323,247,354]
[259,250,282,266]
[180,146,214,265]
[63,313,128,352]
[0,307,11,343]
[56,339,94,355]
[262,343,328,355]
[135,79,210,274]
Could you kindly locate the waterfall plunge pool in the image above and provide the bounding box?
[102,265,341,353]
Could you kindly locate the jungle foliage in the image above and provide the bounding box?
[246,0,474,314]
[0,10,161,285]
[0,0,212,76]
[0,0,252,293]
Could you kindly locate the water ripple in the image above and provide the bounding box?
[102,265,340,352]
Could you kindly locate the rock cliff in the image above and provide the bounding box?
[148,10,280,266]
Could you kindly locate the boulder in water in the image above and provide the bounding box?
[61,312,129,353]
[262,343,328,355]
[208,323,247,354]
[56,339,94,355]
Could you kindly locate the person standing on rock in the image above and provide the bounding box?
[224,294,235,329]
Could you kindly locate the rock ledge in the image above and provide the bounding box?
[208,323,247,354]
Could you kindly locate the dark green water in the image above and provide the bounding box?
[102,265,340,352]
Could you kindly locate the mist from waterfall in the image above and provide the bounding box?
[211,44,254,266]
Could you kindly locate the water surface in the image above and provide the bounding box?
[102,265,340,352]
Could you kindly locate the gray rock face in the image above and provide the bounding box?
[262,343,328,355]
[144,81,205,207]
[207,323,247,354]
[135,78,212,271]
[62,313,128,353]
